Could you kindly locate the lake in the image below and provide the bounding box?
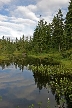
[0,57,71,108]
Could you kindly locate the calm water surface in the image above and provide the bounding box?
[0,64,68,108]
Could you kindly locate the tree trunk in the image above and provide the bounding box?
[59,43,60,52]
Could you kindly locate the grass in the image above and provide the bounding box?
[61,59,72,68]
[0,55,9,61]
[28,52,72,68]
[0,51,72,68]
[28,51,61,59]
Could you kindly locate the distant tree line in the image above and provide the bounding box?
[0,0,72,54]
[0,35,31,54]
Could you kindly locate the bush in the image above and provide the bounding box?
[61,49,72,58]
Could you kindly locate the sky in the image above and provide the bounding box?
[0,0,70,40]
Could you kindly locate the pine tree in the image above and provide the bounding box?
[65,0,72,49]
[33,19,45,53]
[51,9,64,52]
[33,19,51,53]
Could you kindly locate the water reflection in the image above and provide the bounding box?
[30,65,72,108]
[0,55,60,71]
[0,56,72,108]
[0,64,37,108]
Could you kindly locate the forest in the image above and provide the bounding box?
[0,0,72,67]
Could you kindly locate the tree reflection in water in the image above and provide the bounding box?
[0,56,72,108]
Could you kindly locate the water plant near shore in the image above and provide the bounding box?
[28,64,72,108]
[29,64,72,76]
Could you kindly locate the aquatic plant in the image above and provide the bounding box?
[28,64,72,108]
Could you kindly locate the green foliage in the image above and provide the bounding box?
[61,48,72,58]
[0,55,9,61]
[51,9,64,52]
[32,20,51,53]
[0,0,72,64]
[31,3,72,53]
[28,64,72,108]
[65,0,72,49]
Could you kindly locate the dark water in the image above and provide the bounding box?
[0,64,57,108]
[0,57,71,108]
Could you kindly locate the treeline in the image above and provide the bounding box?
[0,0,72,55]
[32,0,72,53]
[0,35,31,54]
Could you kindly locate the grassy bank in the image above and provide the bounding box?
[0,52,72,68]
[28,52,72,68]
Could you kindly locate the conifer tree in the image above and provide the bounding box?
[51,9,64,52]
[33,19,51,53]
[65,0,72,49]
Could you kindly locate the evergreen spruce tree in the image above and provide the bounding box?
[51,9,64,52]
[33,19,51,53]
[65,0,72,49]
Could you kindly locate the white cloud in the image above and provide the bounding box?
[36,0,69,18]
[27,4,37,12]
[0,25,22,40]
[0,14,8,21]
[11,6,39,21]
[0,0,12,6]
[0,0,70,40]
[11,17,36,26]
[0,15,35,40]
[37,0,69,10]
[35,0,70,23]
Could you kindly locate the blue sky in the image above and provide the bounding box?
[0,0,69,40]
